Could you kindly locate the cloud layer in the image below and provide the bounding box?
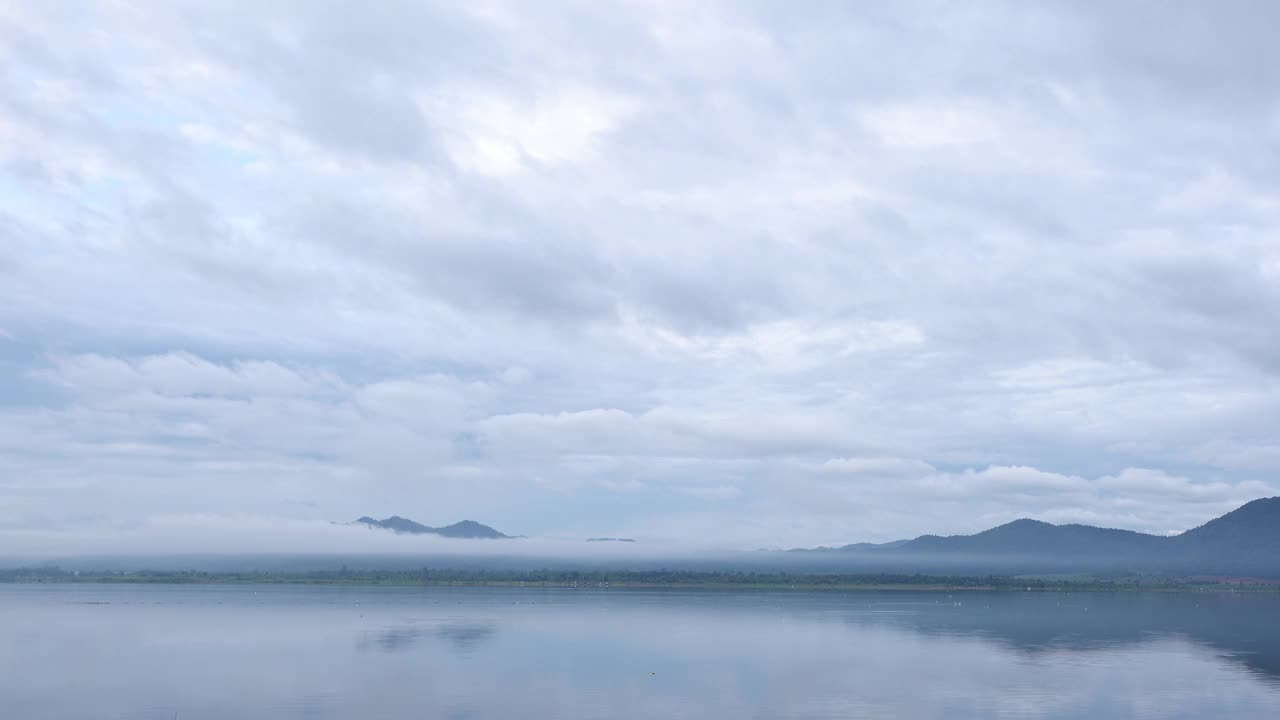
[2,1,1279,549]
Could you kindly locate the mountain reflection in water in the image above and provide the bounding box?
[364,620,497,653]
[836,591,1280,686]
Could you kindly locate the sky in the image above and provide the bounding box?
[2,1,1279,551]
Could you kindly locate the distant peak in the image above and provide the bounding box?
[1177,496,1280,543]
[1237,497,1280,511]
[976,518,1056,536]
[1003,518,1054,527]
[353,515,512,539]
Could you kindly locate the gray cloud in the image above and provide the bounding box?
[1,1,1279,548]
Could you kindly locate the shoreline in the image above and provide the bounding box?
[5,575,1278,593]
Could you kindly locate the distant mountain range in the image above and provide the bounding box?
[801,539,910,552]
[349,499,1280,575]
[791,497,1280,576]
[355,516,512,539]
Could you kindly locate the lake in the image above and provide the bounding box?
[2,584,1279,718]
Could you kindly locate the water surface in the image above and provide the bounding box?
[2,584,1279,718]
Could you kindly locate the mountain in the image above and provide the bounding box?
[355,516,512,539]
[1174,497,1280,550]
[789,539,909,552]
[793,497,1280,576]
[900,519,1165,557]
[1169,497,1280,573]
[587,538,637,543]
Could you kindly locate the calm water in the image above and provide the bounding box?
[3,584,1280,719]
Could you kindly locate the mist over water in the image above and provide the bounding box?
[3,585,1279,719]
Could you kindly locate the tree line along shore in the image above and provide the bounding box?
[3,567,1277,592]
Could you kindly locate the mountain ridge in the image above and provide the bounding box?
[791,497,1280,575]
[355,516,512,539]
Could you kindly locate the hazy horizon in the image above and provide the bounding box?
[4,1,1280,550]
[2,491,1276,563]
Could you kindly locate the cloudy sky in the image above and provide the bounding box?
[2,0,1279,550]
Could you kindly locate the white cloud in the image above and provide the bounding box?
[815,458,936,476]
[676,485,742,501]
[440,86,638,176]
[2,1,1280,548]
[861,102,1004,149]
